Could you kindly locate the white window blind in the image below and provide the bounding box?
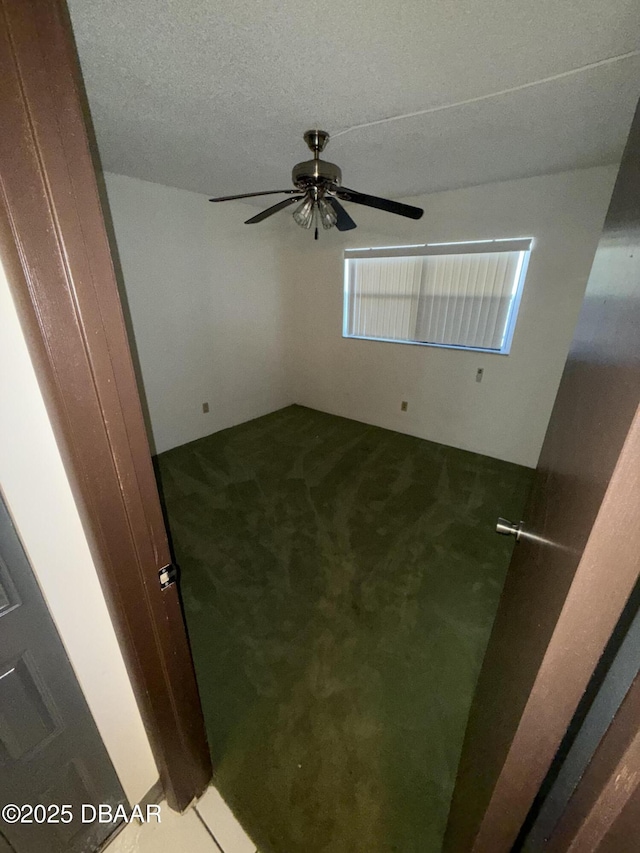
[344,239,531,354]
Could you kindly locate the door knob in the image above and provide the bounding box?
[496,517,524,541]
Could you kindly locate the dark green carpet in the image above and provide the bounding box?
[156,405,533,853]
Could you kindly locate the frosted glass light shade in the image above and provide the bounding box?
[318,198,338,230]
[293,198,314,229]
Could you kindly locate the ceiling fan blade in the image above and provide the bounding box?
[209,189,298,202]
[244,195,303,224]
[335,187,424,220]
[328,198,357,231]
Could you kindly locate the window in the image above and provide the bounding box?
[343,238,532,354]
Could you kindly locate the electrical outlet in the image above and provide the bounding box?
[476,368,484,383]
[401,401,408,412]
[202,402,210,413]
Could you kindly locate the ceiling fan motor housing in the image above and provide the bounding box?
[292,158,342,192]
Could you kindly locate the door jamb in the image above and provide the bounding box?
[0,0,212,810]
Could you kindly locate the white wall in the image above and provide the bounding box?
[0,261,158,805]
[284,166,617,467]
[106,166,616,467]
[104,173,293,454]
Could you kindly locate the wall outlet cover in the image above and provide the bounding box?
[401,401,408,411]
[202,402,210,413]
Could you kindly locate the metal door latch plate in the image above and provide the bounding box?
[158,564,178,590]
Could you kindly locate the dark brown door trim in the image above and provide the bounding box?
[0,0,211,810]
[546,656,640,851]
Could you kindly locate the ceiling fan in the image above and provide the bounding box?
[209,130,424,239]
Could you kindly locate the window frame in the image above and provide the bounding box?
[342,238,532,355]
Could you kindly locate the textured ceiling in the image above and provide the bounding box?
[68,0,640,201]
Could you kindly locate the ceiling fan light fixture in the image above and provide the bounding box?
[318,197,338,230]
[209,130,424,235]
[293,197,314,229]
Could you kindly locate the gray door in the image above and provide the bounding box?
[0,493,127,852]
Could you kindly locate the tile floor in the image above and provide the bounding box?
[104,787,257,853]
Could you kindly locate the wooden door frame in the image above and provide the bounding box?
[545,658,640,851]
[0,0,211,811]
